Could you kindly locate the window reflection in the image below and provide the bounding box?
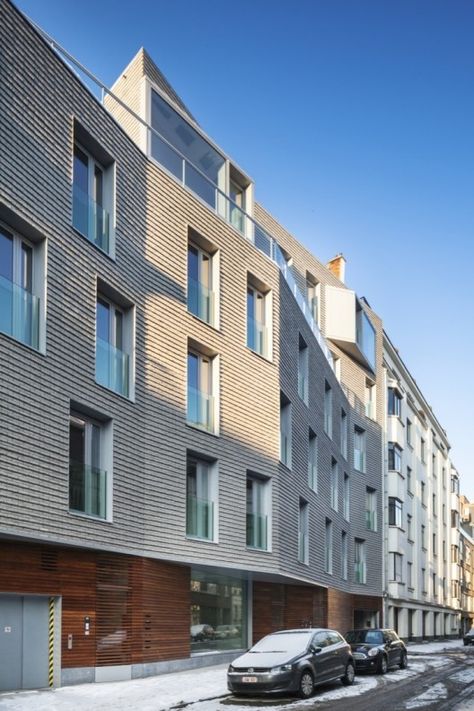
[190,570,246,653]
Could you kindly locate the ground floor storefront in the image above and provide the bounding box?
[387,599,460,641]
[0,540,382,690]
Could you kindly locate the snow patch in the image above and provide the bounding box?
[405,682,448,709]
[449,668,474,684]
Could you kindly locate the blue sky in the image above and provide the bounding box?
[16,0,474,495]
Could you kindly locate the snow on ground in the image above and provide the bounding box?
[408,639,465,654]
[449,668,474,685]
[405,682,448,709]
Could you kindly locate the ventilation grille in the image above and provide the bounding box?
[41,549,58,571]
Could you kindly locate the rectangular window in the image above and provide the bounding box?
[0,225,42,350]
[324,381,333,438]
[390,553,403,582]
[365,379,376,419]
[433,532,437,556]
[421,481,426,506]
[407,514,413,541]
[388,497,403,528]
[186,455,216,541]
[388,387,402,417]
[354,539,366,584]
[341,532,348,580]
[341,410,348,459]
[246,476,270,550]
[407,466,412,493]
[406,419,412,446]
[306,275,320,326]
[187,241,217,326]
[325,519,333,574]
[422,568,427,593]
[96,293,133,398]
[451,509,459,527]
[432,453,437,478]
[432,492,437,516]
[298,500,309,564]
[69,412,108,519]
[308,431,318,492]
[280,394,292,469]
[298,336,309,404]
[388,442,402,472]
[354,426,366,472]
[247,278,271,358]
[366,487,377,531]
[421,437,426,462]
[187,348,217,433]
[330,459,338,511]
[432,573,437,597]
[421,524,426,549]
[407,562,413,588]
[343,474,350,521]
[73,139,113,254]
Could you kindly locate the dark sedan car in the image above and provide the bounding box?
[345,628,407,674]
[463,629,474,646]
[228,628,354,699]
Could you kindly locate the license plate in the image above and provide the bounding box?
[242,676,258,683]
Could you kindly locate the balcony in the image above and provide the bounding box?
[73,184,110,253]
[0,274,40,350]
[299,532,309,564]
[96,337,130,398]
[187,386,215,433]
[69,460,107,519]
[246,512,268,550]
[247,317,268,357]
[325,286,376,371]
[354,562,366,584]
[186,496,214,540]
[187,276,215,326]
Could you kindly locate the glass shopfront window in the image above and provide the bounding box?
[190,569,247,653]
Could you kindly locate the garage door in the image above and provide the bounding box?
[0,595,50,691]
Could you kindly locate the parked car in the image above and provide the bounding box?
[227,628,354,698]
[345,628,407,674]
[215,624,240,639]
[190,624,215,642]
[463,629,474,646]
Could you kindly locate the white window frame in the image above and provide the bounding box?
[187,349,219,435]
[186,455,218,542]
[246,280,272,360]
[343,474,350,521]
[246,475,272,552]
[298,338,309,405]
[341,532,348,580]
[354,426,366,472]
[340,410,348,459]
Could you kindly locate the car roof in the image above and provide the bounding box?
[269,628,336,635]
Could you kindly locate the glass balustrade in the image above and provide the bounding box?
[298,372,308,402]
[187,277,214,325]
[366,510,377,531]
[96,337,130,397]
[247,316,268,356]
[0,274,39,349]
[246,512,268,550]
[69,460,107,519]
[73,184,110,253]
[187,386,214,432]
[186,496,214,540]
[299,533,309,563]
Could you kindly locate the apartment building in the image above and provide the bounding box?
[459,495,474,634]
[0,0,385,690]
[383,335,461,639]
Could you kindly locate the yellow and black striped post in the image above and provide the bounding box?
[48,597,55,687]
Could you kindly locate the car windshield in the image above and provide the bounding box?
[346,630,383,645]
[250,632,313,654]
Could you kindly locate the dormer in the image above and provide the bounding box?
[325,285,376,372]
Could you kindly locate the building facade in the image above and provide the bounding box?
[0,0,385,690]
[459,495,474,634]
[382,335,461,640]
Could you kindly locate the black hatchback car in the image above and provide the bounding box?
[228,628,354,699]
[463,629,474,646]
[345,629,407,674]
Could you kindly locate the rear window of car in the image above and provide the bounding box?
[346,630,383,645]
[251,632,313,654]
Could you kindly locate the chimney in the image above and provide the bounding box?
[326,253,346,283]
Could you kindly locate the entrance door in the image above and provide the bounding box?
[0,595,50,691]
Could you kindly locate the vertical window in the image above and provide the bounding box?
[354,539,366,583]
[422,568,427,592]
[187,349,217,433]
[187,241,216,326]
[247,277,271,358]
[388,387,402,417]
[69,412,108,519]
[298,500,309,564]
[324,381,332,437]
[432,453,437,478]
[0,226,41,350]
[340,409,348,459]
[406,419,412,446]
[421,481,426,506]
[186,455,216,541]
[354,426,366,472]
[421,524,426,549]
[433,532,437,555]
[407,466,412,493]
[365,379,376,419]
[325,519,333,574]
[73,140,113,254]
[388,442,402,472]
[407,514,413,540]
[246,476,270,550]
[407,562,413,588]
[306,274,320,325]
[421,437,426,462]
[280,394,292,469]
[297,336,309,404]
[341,532,348,580]
[343,474,350,520]
[308,431,318,492]
[432,573,437,597]
[388,498,403,527]
[366,488,377,531]
[390,553,403,582]
[330,459,338,511]
[96,294,132,398]
[432,492,437,516]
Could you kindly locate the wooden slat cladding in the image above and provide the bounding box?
[96,556,133,666]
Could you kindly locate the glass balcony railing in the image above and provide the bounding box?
[187,386,215,432]
[298,372,308,402]
[186,496,214,540]
[246,512,268,550]
[308,463,317,490]
[354,450,365,472]
[354,562,366,584]
[280,432,291,467]
[73,184,110,253]
[96,337,130,398]
[0,274,40,350]
[366,510,377,531]
[299,532,309,563]
[187,277,215,325]
[356,308,376,371]
[69,459,107,519]
[247,317,268,356]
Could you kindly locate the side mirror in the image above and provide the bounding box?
[311,645,322,654]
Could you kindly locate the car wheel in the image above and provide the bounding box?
[399,651,408,669]
[298,670,314,698]
[377,655,388,674]
[341,661,355,686]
